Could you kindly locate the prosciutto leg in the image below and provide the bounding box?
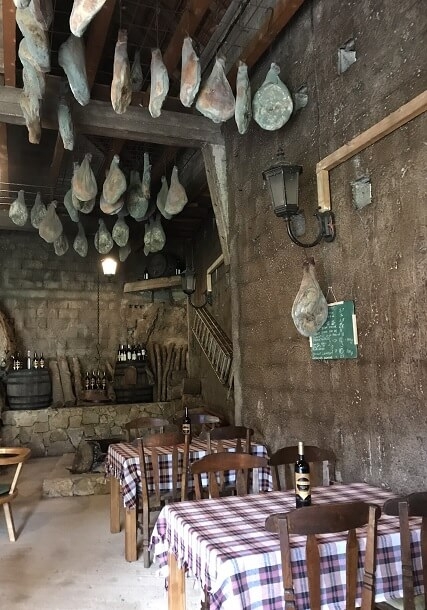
[70,0,108,37]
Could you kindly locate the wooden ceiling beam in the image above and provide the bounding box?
[2,0,16,87]
[49,0,117,188]
[0,84,223,147]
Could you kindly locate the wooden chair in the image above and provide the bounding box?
[191,451,268,499]
[207,425,254,454]
[266,501,381,610]
[136,430,189,567]
[123,416,171,442]
[376,492,427,610]
[0,446,31,541]
[269,445,336,491]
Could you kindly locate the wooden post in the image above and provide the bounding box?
[167,552,186,610]
[110,477,121,534]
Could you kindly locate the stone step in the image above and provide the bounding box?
[42,453,110,498]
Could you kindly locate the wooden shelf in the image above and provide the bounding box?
[123,276,183,293]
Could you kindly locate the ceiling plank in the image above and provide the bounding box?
[49,0,117,188]
[103,0,212,178]
[2,0,16,87]
[0,84,223,147]
[228,0,305,83]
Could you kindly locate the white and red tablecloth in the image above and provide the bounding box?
[105,439,273,509]
[150,483,423,610]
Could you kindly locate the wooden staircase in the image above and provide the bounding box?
[192,307,233,386]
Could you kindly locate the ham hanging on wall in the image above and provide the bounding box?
[111,29,132,114]
[291,259,328,337]
[70,0,108,37]
[196,56,235,123]
[235,61,252,135]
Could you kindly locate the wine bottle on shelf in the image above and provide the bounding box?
[295,442,311,508]
[16,353,22,370]
[127,344,132,361]
[33,352,39,369]
[182,407,191,438]
[96,370,101,390]
[85,371,90,390]
[27,350,32,370]
[101,371,107,391]
[39,353,45,369]
[90,371,96,390]
[131,346,137,361]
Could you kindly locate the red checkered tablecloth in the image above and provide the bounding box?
[105,439,272,509]
[150,483,423,610]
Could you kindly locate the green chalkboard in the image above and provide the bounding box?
[309,301,358,360]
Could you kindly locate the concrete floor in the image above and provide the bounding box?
[0,457,202,610]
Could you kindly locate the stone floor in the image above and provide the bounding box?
[0,457,202,610]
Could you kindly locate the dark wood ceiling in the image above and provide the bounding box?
[0,0,305,242]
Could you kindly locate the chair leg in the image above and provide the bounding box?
[143,509,150,568]
[3,502,16,542]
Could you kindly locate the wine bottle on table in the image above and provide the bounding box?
[182,407,191,438]
[295,441,311,508]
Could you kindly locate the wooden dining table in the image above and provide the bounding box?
[104,438,273,562]
[150,482,424,610]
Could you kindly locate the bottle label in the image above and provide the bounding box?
[295,473,311,500]
[182,424,191,436]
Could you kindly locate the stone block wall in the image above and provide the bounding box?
[1,401,175,457]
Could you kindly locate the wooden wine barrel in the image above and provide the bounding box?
[113,362,154,404]
[6,369,52,410]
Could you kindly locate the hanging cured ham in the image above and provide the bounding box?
[71,154,97,201]
[94,219,113,254]
[100,192,124,215]
[196,56,235,123]
[58,34,90,106]
[164,166,188,216]
[149,49,169,118]
[19,92,41,144]
[16,7,50,72]
[150,215,166,252]
[13,1,31,7]
[30,192,47,228]
[103,155,127,204]
[70,0,108,37]
[58,97,74,151]
[142,152,151,200]
[291,259,328,337]
[252,63,293,131]
[127,170,148,220]
[112,213,129,247]
[54,234,69,256]
[180,37,200,108]
[9,190,28,226]
[130,49,143,92]
[111,29,132,115]
[19,39,46,100]
[72,192,95,214]
[73,222,88,257]
[30,0,53,30]
[39,201,63,243]
[156,176,172,220]
[235,61,252,135]
[119,243,131,262]
[64,190,79,222]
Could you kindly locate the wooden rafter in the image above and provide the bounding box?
[2,0,15,87]
[0,84,223,147]
[102,0,212,174]
[49,0,117,188]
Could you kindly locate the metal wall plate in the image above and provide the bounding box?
[351,176,372,210]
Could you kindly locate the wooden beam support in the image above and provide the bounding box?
[124,276,182,293]
[2,0,16,87]
[316,89,427,210]
[49,0,117,188]
[202,143,230,265]
[0,84,223,147]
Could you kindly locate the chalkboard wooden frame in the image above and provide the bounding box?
[309,301,358,360]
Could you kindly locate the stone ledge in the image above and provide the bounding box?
[42,454,110,498]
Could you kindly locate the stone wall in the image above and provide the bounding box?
[1,401,174,457]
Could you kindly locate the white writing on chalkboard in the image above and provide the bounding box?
[309,301,358,360]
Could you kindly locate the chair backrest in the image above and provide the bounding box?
[191,451,268,499]
[382,492,427,610]
[207,425,254,454]
[123,416,171,442]
[0,447,31,496]
[266,501,381,610]
[174,409,223,438]
[137,430,190,507]
[269,445,336,490]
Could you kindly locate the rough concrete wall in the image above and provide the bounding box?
[0,231,187,389]
[227,0,426,492]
